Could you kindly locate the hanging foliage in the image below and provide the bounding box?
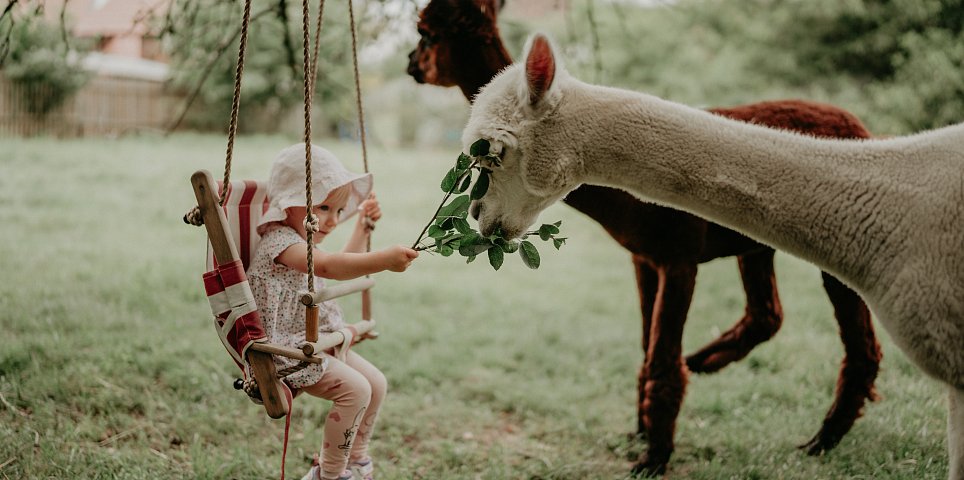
[412,139,566,271]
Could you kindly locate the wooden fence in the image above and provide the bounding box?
[0,76,183,137]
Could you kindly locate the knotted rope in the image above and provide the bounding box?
[302,0,319,294]
[183,0,253,226]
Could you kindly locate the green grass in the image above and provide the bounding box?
[0,134,948,479]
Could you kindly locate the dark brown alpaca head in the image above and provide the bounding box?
[407,0,512,99]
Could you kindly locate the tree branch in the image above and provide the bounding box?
[0,0,21,66]
[164,3,276,134]
[277,0,300,80]
[59,0,70,54]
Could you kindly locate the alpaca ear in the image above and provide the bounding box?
[525,34,556,106]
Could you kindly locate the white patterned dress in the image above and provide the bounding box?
[247,224,347,388]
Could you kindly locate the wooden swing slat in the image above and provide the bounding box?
[299,278,375,306]
[191,169,290,419]
[299,320,377,356]
[248,341,325,364]
[361,289,372,321]
[247,319,376,362]
[305,305,319,343]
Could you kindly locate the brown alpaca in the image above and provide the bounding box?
[408,0,882,475]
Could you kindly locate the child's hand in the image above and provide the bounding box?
[383,245,419,272]
[358,194,381,231]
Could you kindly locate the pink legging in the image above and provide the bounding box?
[300,350,387,478]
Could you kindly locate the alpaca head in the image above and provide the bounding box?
[407,0,503,86]
[462,34,580,239]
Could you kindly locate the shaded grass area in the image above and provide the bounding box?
[0,134,947,479]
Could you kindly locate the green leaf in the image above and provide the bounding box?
[487,246,504,270]
[471,169,490,200]
[469,138,490,157]
[537,223,560,241]
[466,254,477,264]
[439,244,454,256]
[519,240,540,269]
[499,239,519,253]
[453,217,473,234]
[456,153,473,170]
[438,217,454,230]
[459,235,493,257]
[552,221,562,228]
[440,168,458,193]
[445,237,463,249]
[459,241,493,257]
[437,195,471,220]
[552,237,567,250]
[428,224,445,239]
[456,172,473,193]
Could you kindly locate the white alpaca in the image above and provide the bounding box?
[463,34,964,478]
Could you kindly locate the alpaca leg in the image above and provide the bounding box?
[633,263,696,477]
[800,272,882,454]
[950,387,964,480]
[635,259,659,438]
[685,249,783,373]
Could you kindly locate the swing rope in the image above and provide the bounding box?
[302,0,319,294]
[303,0,373,297]
[185,0,374,381]
[183,0,325,226]
[219,0,252,207]
[297,0,374,369]
[348,0,369,176]
[347,0,376,322]
[182,0,254,226]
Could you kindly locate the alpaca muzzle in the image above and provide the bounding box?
[407,49,425,83]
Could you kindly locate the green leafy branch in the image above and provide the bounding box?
[411,139,567,270]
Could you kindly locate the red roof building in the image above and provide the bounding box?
[43,0,169,60]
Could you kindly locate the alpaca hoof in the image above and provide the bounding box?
[798,431,842,456]
[684,352,713,373]
[684,350,731,374]
[631,452,669,477]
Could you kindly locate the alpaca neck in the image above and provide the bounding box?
[454,38,511,101]
[564,83,948,292]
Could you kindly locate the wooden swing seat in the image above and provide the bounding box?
[190,169,376,419]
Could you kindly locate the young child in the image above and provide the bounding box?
[247,143,418,480]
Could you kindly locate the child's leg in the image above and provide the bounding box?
[301,358,373,478]
[343,350,387,463]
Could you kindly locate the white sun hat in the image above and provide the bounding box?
[257,143,373,235]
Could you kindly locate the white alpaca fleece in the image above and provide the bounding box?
[462,37,581,236]
[463,33,964,479]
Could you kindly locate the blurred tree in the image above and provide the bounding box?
[157,0,357,133]
[776,0,964,132]
[528,0,963,135]
[0,0,91,115]
[155,0,414,134]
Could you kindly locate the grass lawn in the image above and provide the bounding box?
[0,134,949,479]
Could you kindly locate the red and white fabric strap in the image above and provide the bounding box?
[203,259,266,369]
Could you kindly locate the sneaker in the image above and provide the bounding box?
[301,465,353,480]
[349,458,374,480]
[300,465,321,480]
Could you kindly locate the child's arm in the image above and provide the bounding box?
[343,194,381,254]
[276,243,417,281]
